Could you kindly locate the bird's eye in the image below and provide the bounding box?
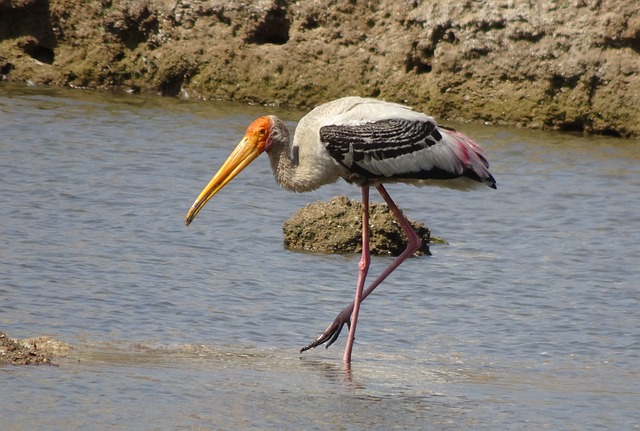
[259,128,266,135]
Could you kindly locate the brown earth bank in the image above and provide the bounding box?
[1,0,638,138]
[0,331,70,366]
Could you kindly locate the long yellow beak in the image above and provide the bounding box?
[185,131,263,226]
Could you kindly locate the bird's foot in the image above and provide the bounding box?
[300,309,351,353]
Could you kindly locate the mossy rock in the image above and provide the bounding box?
[283,196,431,256]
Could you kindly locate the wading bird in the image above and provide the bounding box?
[185,97,496,364]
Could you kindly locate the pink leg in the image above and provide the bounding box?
[301,184,423,354]
[357,184,422,304]
[343,186,371,364]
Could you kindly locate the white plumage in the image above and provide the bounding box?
[282,97,495,190]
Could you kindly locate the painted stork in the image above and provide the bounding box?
[185,96,496,364]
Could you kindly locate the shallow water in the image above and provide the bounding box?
[1,83,638,430]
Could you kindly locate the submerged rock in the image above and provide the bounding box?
[283,196,431,256]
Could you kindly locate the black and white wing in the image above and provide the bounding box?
[318,99,496,189]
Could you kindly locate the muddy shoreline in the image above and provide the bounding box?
[1,0,638,138]
[0,331,69,366]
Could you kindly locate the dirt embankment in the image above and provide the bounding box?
[1,0,638,138]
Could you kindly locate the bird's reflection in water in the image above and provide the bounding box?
[299,355,365,390]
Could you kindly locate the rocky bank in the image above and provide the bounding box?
[1,0,638,137]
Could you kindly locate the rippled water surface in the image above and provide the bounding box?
[1,83,638,430]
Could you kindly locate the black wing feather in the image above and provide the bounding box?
[320,118,440,179]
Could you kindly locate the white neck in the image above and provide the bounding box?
[265,116,342,193]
